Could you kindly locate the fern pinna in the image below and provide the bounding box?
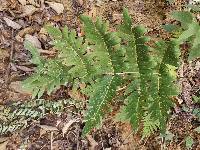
[23,9,181,137]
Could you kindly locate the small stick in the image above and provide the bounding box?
[5,29,14,86]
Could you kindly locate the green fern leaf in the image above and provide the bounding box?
[123,79,143,130]
[80,16,124,74]
[82,75,121,135]
[171,11,193,29]
[171,12,200,60]
[24,41,43,65]
[142,113,160,138]
[119,9,180,135]
[46,26,92,78]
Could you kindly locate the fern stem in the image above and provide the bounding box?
[105,72,161,76]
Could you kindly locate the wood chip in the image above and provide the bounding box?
[46,1,64,14]
[3,17,22,29]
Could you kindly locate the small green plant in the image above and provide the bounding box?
[22,9,199,137]
[185,136,194,150]
[0,99,81,135]
[163,11,200,60]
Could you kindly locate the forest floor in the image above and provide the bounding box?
[0,0,200,149]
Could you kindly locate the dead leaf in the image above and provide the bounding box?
[0,137,8,143]
[18,27,35,37]
[16,27,35,42]
[3,17,22,29]
[0,48,9,60]
[10,81,32,94]
[39,27,48,35]
[46,1,64,14]
[25,34,41,48]
[15,35,24,42]
[62,119,80,137]
[38,49,56,55]
[0,0,8,11]
[18,0,26,5]
[28,0,40,7]
[15,65,34,72]
[0,140,8,150]
[50,15,63,22]
[21,5,38,17]
[39,128,47,137]
[195,61,200,71]
[68,90,85,100]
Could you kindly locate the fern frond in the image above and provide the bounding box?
[119,8,155,131]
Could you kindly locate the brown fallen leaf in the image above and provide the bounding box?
[16,26,35,42]
[3,17,22,29]
[50,15,63,22]
[10,81,32,94]
[0,0,8,11]
[0,140,8,150]
[38,49,56,55]
[18,26,35,37]
[15,65,34,72]
[25,34,41,48]
[21,5,38,17]
[28,0,40,7]
[0,137,8,143]
[46,1,64,14]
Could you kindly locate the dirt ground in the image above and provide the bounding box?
[0,0,200,149]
